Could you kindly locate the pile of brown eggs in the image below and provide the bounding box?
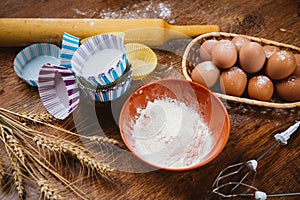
[191,36,300,102]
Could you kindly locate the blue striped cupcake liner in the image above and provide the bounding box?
[78,67,132,102]
[14,43,60,87]
[71,34,127,87]
[60,32,80,69]
[38,64,80,120]
[77,62,131,90]
[75,55,128,88]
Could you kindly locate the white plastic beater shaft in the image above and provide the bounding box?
[274,121,300,145]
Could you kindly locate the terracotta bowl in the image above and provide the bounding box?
[119,79,230,171]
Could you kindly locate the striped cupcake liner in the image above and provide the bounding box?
[60,32,80,69]
[14,43,60,87]
[75,54,127,86]
[76,61,131,90]
[78,67,132,102]
[71,34,127,86]
[38,64,80,120]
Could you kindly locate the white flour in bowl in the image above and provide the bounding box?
[132,98,214,169]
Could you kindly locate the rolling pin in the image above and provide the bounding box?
[0,18,219,46]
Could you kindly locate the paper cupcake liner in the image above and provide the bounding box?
[81,32,125,44]
[76,54,127,85]
[77,62,131,90]
[125,43,157,80]
[71,34,127,86]
[60,32,80,69]
[78,67,132,102]
[38,64,80,120]
[14,43,60,87]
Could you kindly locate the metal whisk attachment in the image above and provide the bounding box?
[211,121,300,199]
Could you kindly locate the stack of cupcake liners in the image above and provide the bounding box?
[71,33,132,103]
[13,32,135,120]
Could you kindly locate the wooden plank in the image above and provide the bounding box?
[0,0,299,199]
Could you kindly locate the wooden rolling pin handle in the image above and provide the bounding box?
[166,24,220,38]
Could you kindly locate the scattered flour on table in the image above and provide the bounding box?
[72,2,173,22]
[99,2,172,19]
[132,98,214,169]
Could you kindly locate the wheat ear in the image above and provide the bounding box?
[0,156,4,182]
[0,126,6,181]
[37,179,63,200]
[10,156,25,200]
[87,135,120,146]
[0,125,25,200]
[34,134,114,179]
[19,112,57,125]
[5,134,26,163]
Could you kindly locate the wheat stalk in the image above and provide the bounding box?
[0,108,119,199]
[1,107,120,147]
[34,134,114,180]
[0,118,87,199]
[24,148,90,200]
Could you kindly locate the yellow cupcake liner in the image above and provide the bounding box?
[125,43,157,80]
[80,32,125,44]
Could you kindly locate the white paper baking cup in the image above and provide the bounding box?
[38,64,80,120]
[78,66,132,102]
[60,32,80,69]
[14,43,60,87]
[71,34,127,87]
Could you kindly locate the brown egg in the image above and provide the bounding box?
[191,61,220,88]
[211,40,237,69]
[263,45,280,58]
[266,50,296,80]
[239,42,266,73]
[248,75,274,101]
[231,36,250,51]
[199,40,218,61]
[276,75,300,101]
[220,66,247,96]
[293,54,300,76]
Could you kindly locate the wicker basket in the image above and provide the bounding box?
[182,32,300,109]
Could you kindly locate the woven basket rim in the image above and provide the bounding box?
[181,32,300,109]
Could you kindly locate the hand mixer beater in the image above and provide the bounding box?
[211,121,300,200]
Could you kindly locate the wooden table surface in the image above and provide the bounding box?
[0,0,299,199]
